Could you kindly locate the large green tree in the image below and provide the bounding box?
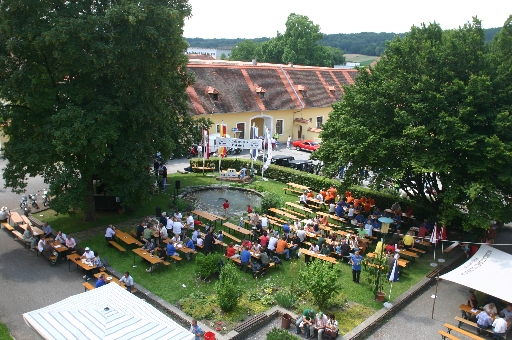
[0,0,194,221]
[316,18,512,231]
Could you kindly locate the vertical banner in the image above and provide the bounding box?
[250,125,258,160]
[219,123,227,158]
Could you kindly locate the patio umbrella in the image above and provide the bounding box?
[378,217,394,234]
[429,222,438,266]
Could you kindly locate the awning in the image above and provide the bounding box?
[23,283,194,340]
[440,244,512,303]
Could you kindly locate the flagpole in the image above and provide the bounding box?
[431,273,440,319]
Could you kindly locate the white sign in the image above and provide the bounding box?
[215,137,262,150]
[231,128,239,132]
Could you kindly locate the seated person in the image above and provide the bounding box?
[95,274,107,288]
[320,243,331,255]
[259,247,270,269]
[309,242,320,254]
[492,313,508,339]
[192,228,199,244]
[417,224,429,239]
[41,241,55,260]
[105,224,116,246]
[240,246,251,269]
[420,219,431,231]
[324,313,339,340]
[500,304,512,322]
[226,242,238,258]
[483,303,498,316]
[275,236,290,260]
[296,309,315,338]
[268,232,279,252]
[136,222,145,239]
[119,272,134,293]
[355,213,365,224]
[81,246,95,260]
[313,311,328,340]
[385,243,395,254]
[340,239,350,258]
[37,238,46,253]
[166,242,176,257]
[42,222,53,239]
[54,231,67,243]
[147,245,166,272]
[238,167,246,179]
[476,310,493,335]
[65,236,76,254]
[217,230,224,242]
[299,192,308,206]
[23,226,38,251]
[402,231,415,250]
[252,240,262,254]
[282,222,291,237]
[196,234,204,247]
[143,225,153,241]
[391,202,401,211]
[142,239,155,252]
[242,237,252,249]
[170,234,181,244]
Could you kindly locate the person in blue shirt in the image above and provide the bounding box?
[335,202,344,218]
[184,237,195,261]
[190,319,202,340]
[240,246,251,271]
[283,222,291,237]
[355,213,365,224]
[166,242,176,257]
[95,274,107,288]
[191,229,199,244]
[350,250,363,283]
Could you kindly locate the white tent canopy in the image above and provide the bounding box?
[440,244,512,303]
[23,283,194,340]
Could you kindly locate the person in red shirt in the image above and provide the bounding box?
[260,231,269,247]
[242,237,252,249]
[385,243,395,254]
[222,199,229,216]
[247,205,253,214]
[226,242,238,258]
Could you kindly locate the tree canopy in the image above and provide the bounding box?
[316,17,512,231]
[229,13,345,67]
[0,0,198,221]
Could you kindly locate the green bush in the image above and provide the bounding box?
[267,327,301,340]
[274,289,297,309]
[195,253,222,279]
[298,259,343,309]
[179,292,216,319]
[260,191,283,212]
[215,262,243,312]
[168,197,194,213]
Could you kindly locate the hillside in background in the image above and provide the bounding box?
[186,27,501,57]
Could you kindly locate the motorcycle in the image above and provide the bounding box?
[29,193,39,210]
[41,188,50,207]
[226,147,242,155]
[20,195,30,215]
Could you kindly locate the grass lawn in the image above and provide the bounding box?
[0,322,13,340]
[43,173,434,335]
[344,54,380,66]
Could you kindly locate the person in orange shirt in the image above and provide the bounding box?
[345,190,352,198]
[369,197,375,206]
[320,189,327,199]
[319,215,328,226]
[346,195,354,203]
[360,196,367,204]
[276,236,290,260]
[364,202,371,213]
[326,186,337,204]
[353,198,360,208]
[306,190,314,199]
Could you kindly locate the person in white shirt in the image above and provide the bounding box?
[316,193,324,202]
[37,238,46,253]
[483,303,498,316]
[347,206,355,218]
[119,271,134,293]
[159,226,168,240]
[261,215,268,229]
[173,219,183,237]
[105,225,116,245]
[294,219,302,231]
[186,213,194,228]
[65,237,76,252]
[297,227,306,243]
[268,233,279,251]
[299,192,308,206]
[81,247,95,260]
[492,313,508,338]
[309,242,320,253]
[329,203,336,214]
[54,231,67,243]
[192,229,199,244]
[196,235,204,247]
[166,217,174,233]
[501,304,512,322]
[174,211,182,220]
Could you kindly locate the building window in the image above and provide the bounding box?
[316,116,323,128]
[275,119,284,135]
[236,123,245,139]
[216,124,220,133]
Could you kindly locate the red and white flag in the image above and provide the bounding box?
[430,222,438,244]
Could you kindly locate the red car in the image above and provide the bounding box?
[292,140,320,152]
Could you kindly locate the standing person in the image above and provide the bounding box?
[287,135,291,149]
[161,165,167,190]
[350,250,363,283]
[119,272,134,293]
[203,229,215,254]
[222,199,229,217]
[190,319,202,340]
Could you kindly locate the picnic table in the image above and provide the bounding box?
[132,248,163,275]
[287,182,310,191]
[9,211,24,225]
[116,230,143,247]
[93,272,126,289]
[223,222,252,236]
[300,249,337,264]
[17,223,44,236]
[192,209,226,227]
[285,202,313,215]
[316,211,347,225]
[268,208,299,220]
[67,254,97,272]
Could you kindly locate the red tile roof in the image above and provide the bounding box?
[186,60,359,115]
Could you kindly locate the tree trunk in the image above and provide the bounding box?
[83,177,96,222]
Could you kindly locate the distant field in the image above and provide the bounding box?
[344,54,380,66]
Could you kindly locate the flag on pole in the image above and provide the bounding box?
[219,123,227,158]
[440,225,447,241]
[250,125,258,160]
[205,129,210,160]
[430,222,438,261]
[388,257,400,282]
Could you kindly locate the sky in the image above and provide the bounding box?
[184,0,511,39]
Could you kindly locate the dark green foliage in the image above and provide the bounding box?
[195,253,222,279]
[260,191,283,212]
[215,262,243,312]
[274,289,297,309]
[298,259,343,309]
[0,0,194,221]
[267,327,301,340]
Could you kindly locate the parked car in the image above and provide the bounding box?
[292,140,320,152]
[257,155,295,167]
[288,160,315,173]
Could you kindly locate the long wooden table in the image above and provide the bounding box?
[116,230,143,247]
[9,211,24,225]
[17,223,44,236]
[192,210,226,227]
[223,222,252,236]
[93,272,126,289]
[300,249,337,264]
[285,202,313,215]
[287,182,310,191]
[132,248,163,275]
[269,208,299,221]
[67,254,97,272]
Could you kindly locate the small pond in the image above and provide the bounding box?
[182,187,262,218]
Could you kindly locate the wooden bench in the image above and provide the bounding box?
[83,282,95,291]
[445,323,485,340]
[170,255,182,264]
[283,187,302,195]
[409,247,426,256]
[439,330,460,340]
[454,317,499,337]
[109,241,126,253]
[222,232,241,243]
[2,222,15,232]
[282,208,306,218]
[12,230,33,249]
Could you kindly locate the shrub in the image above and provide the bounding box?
[274,289,297,309]
[215,262,243,312]
[298,259,343,309]
[267,327,301,340]
[195,253,222,279]
[179,293,216,319]
[260,191,283,212]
